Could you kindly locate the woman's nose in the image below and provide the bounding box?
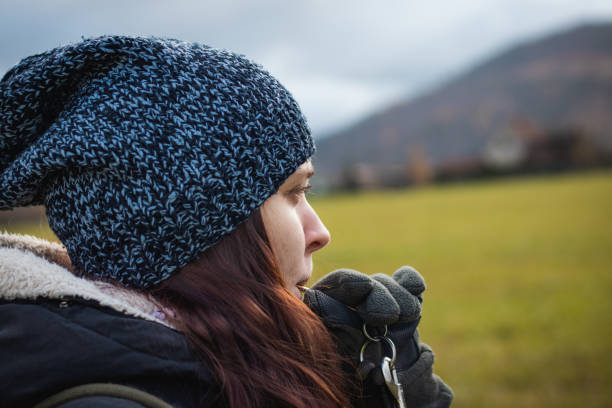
[302,201,331,254]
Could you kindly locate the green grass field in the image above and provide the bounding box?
[310,170,612,407]
[2,170,611,406]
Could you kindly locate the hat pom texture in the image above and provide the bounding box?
[0,36,314,288]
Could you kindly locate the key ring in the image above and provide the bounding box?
[359,335,397,367]
[362,323,388,342]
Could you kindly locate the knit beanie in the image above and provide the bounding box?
[0,36,314,288]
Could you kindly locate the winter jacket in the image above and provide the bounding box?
[0,233,225,407]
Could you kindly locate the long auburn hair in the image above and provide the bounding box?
[149,208,351,407]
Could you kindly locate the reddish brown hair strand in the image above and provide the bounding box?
[150,209,351,408]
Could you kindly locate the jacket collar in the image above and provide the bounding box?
[0,232,172,327]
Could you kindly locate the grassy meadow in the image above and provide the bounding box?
[310,170,612,407]
[2,170,611,406]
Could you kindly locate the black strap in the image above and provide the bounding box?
[33,383,173,408]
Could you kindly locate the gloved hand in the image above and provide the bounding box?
[303,266,424,379]
[303,266,453,408]
[305,266,424,325]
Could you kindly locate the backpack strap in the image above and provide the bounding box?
[33,383,174,408]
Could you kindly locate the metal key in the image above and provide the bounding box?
[382,356,407,408]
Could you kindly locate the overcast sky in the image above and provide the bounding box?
[2,0,611,137]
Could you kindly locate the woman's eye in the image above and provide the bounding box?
[290,185,312,199]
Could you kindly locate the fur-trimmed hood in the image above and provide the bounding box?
[0,231,170,327]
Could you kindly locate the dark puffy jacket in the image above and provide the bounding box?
[0,233,225,407]
[0,298,223,407]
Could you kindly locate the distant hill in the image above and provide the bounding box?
[314,23,612,187]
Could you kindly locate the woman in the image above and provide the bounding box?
[0,36,452,407]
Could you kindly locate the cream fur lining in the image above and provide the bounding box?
[0,231,173,328]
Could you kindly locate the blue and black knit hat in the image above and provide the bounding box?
[0,36,314,288]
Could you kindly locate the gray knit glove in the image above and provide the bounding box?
[304,267,453,408]
[306,267,422,323]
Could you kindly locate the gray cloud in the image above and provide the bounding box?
[2,0,611,135]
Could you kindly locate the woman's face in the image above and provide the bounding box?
[260,161,330,298]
